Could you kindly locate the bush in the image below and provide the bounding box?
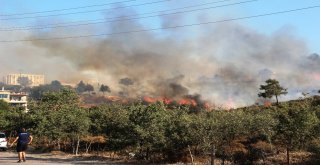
[308,139,320,154]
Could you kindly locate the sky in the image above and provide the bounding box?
[0,0,319,107]
[0,0,319,52]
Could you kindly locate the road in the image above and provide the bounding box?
[0,151,122,165]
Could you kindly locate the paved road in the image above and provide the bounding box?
[0,151,120,165]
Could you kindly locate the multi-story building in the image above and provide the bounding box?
[4,74,45,87]
[0,87,28,111]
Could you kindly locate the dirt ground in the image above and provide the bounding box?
[2,149,319,165]
[0,150,127,165]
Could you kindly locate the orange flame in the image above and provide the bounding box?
[224,97,235,109]
[178,98,197,106]
[143,96,199,106]
[143,96,158,103]
[264,100,272,107]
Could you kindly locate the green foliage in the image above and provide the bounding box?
[258,79,288,104]
[102,104,134,151]
[1,88,320,164]
[0,99,10,110]
[128,103,168,159]
[76,81,86,93]
[99,84,111,94]
[29,80,64,100]
[0,107,32,133]
[275,105,319,149]
[17,76,32,87]
[273,101,320,164]
[2,85,22,93]
[246,109,278,141]
[308,138,320,154]
[28,88,89,151]
[75,81,95,94]
[165,108,193,149]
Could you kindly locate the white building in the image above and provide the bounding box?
[4,74,45,87]
[0,87,28,111]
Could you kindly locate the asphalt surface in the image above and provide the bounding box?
[0,151,118,165]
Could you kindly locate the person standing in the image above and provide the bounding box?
[10,128,33,163]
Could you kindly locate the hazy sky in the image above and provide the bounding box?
[0,0,319,106]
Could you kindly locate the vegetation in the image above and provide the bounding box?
[0,80,319,164]
[75,80,95,94]
[17,77,32,87]
[258,79,288,104]
[99,84,111,94]
[28,80,64,100]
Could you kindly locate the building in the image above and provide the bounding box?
[0,87,28,111]
[4,74,45,87]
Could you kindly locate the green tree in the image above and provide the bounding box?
[0,107,32,136]
[85,84,94,94]
[128,103,168,160]
[50,80,63,91]
[163,107,200,162]
[0,99,10,111]
[76,81,86,93]
[29,80,64,100]
[99,84,111,94]
[103,104,134,152]
[28,88,89,153]
[17,77,32,87]
[275,104,319,165]
[258,79,287,105]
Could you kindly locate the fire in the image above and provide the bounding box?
[143,96,199,107]
[143,96,158,103]
[224,97,235,109]
[264,100,272,107]
[178,98,197,106]
[143,96,172,104]
[81,94,212,110]
[106,96,122,102]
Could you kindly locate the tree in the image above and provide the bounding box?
[275,105,319,165]
[29,80,64,100]
[76,81,86,93]
[258,79,287,105]
[28,88,89,153]
[17,77,32,87]
[85,84,94,94]
[0,99,10,111]
[50,80,63,91]
[99,84,111,94]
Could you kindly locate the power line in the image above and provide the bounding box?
[0,5,318,43]
[0,0,172,20]
[0,0,139,16]
[0,0,257,31]
[0,0,234,29]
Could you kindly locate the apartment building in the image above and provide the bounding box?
[0,87,28,111]
[4,74,45,87]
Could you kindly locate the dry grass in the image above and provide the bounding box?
[262,151,320,165]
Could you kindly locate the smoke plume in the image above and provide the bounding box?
[1,4,319,107]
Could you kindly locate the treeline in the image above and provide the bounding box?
[0,88,320,164]
[0,80,109,100]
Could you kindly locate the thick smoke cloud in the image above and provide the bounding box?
[1,5,319,107]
